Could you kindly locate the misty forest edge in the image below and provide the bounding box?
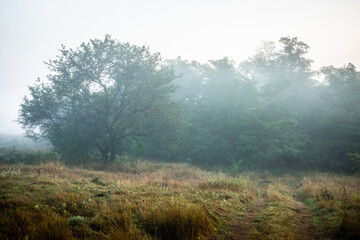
[15,35,360,172]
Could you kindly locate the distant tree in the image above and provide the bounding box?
[237,37,319,168]
[316,63,360,170]
[171,57,261,167]
[19,35,182,165]
[278,36,313,72]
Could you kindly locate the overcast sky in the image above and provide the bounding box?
[0,0,359,134]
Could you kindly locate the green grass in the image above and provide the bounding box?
[1,161,359,239]
[246,183,304,240]
[0,161,256,239]
[301,174,360,239]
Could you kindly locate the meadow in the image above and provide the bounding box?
[1,160,359,240]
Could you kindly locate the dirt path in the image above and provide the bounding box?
[236,197,265,239]
[290,185,316,240]
[225,179,315,240]
[225,198,265,240]
[293,199,315,240]
[225,184,267,240]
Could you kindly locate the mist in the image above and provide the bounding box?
[1,1,360,239]
[1,0,360,135]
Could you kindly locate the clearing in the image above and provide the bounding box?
[0,161,359,239]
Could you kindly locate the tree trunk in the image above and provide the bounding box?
[101,151,109,167]
[97,144,110,167]
[110,147,116,163]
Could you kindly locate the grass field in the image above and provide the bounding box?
[0,161,359,240]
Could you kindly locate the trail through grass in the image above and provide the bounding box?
[226,194,266,240]
[227,174,316,240]
[0,162,359,239]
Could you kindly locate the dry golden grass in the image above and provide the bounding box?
[246,182,304,240]
[0,208,74,240]
[139,203,212,240]
[0,161,256,240]
[301,173,360,239]
[2,161,359,239]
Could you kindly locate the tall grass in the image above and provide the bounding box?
[140,203,213,240]
[301,174,360,239]
[247,183,303,240]
[0,161,228,239]
[0,208,73,240]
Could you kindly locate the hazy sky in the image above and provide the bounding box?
[0,0,359,134]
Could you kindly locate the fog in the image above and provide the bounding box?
[1,0,359,135]
[2,3,360,238]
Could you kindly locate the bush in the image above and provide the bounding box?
[0,148,59,165]
[0,147,23,164]
[68,215,87,227]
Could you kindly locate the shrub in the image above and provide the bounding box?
[0,147,23,164]
[68,215,86,227]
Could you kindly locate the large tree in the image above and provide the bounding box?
[19,35,182,165]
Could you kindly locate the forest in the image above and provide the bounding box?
[1,36,360,240]
[13,35,360,172]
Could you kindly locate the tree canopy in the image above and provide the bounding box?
[19,35,360,172]
[168,37,360,172]
[19,35,182,165]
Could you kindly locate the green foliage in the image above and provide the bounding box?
[346,153,360,172]
[16,35,360,172]
[0,147,59,165]
[0,147,22,164]
[168,37,360,171]
[19,35,183,165]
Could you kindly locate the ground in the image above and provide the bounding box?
[0,161,359,239]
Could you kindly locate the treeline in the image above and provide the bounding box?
[18,36,360,172]
[0,133,49,151]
